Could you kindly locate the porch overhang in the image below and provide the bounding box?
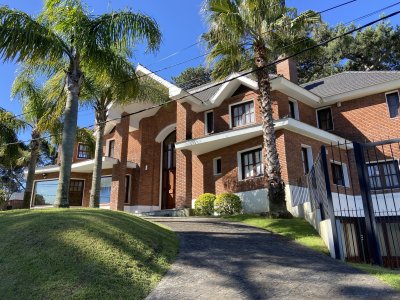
[32,157,137,175]
[175,118,351,155]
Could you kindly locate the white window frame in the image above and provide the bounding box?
[106,139,115,157]
[289,98,300,120]
[229,99,255,129]
[316,106,334,131]
[204,110,214,135]
[213,157,222,176]
[237,145,264,181]
[385,90,400,119]
[301,144,313,174]
[330,160,350,188]
[366,159,400,190]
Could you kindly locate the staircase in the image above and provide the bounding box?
[140,208,191,217]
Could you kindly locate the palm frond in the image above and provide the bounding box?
[0,6,70,64]
[89,11,162,53]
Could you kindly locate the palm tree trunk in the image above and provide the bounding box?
[23,129,40,209]
[55,57,83,208]
[89,107,107,208]
[254,44,290,218]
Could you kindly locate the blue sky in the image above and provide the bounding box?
[1,0,400,141]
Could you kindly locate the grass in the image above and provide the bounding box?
[351,263,400,290]
[226,214,400,290]
[226,214,329,254]
[0,209,179,299]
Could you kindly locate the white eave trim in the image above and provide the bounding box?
[175,118,351,155]
[31,157,137,175]
[271,77,321,106]
[321,79,400,104]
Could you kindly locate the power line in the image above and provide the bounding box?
[4,11,398,147]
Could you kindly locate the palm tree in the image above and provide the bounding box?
[203,0,319,217]
[11,73,57,208]
[0,0,161,208]
[81,62,168,208]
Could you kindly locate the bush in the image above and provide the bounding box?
[214,193,242,216]
[194,193,216,215]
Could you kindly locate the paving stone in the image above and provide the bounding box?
[146,217,399,300]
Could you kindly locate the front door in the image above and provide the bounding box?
[69,180,84,206]
[161,131,176,209]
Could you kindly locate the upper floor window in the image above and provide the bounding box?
[205,111,214,134]
[289,100,299,120]
[367,161,400,190]
[231,100,255,128]
[77,144,91,159]
[240,147,263,180]
[386,91,400,118]
[317,107,333,131]
[108,140,115,158]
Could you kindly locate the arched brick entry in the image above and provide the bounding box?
[161,131,176,209]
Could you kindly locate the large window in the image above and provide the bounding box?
[386,92,400,118]
[77,144,91,159]
[317,107,333,131]
[231,101,255,128]
[100,176,112,204]
[33,180,58,206]
[367,161,400,190]
[240,148,263,180]
[205,111,214,134]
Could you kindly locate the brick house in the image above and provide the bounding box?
[29,61,400,215]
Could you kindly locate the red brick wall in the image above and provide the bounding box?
[330,90,400,143]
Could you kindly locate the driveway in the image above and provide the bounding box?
[146,217,398,300]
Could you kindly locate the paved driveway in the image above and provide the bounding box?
[146,217,398,300]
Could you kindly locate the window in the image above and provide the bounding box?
[205,111,214,134]
[108,140,115,158]
[317,107,333,131]
[367,161,400,190]
[240,148,263,180]
[331,162,350,187]
[125,175,131,204]
[33,180,58,206]
[77,144,91,159]
[289,100,299,120]
[301,146,312,175]
[386,92,400,118]
[231,101,255,128]
[100,176,112,204]
[213,157,222,175]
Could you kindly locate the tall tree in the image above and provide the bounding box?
[0,0,161,208]
[0,109,28,204]
[80,64,168,208]
[172,65,212,89]
[203,0,319,217]
[11,72,59,208]
[296,21,400,83]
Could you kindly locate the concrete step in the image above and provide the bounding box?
[140,208,191,217]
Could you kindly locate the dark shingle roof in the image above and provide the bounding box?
[302,71,400,98]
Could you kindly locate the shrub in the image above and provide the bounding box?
[194,193,216,215]
[214,193,242,216]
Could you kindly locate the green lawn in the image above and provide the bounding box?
[226,214,329,254]
[0,209,178,299]
[226,214,400,290]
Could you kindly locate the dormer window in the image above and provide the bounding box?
[231,100,255,128]
[77,144,91,159]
